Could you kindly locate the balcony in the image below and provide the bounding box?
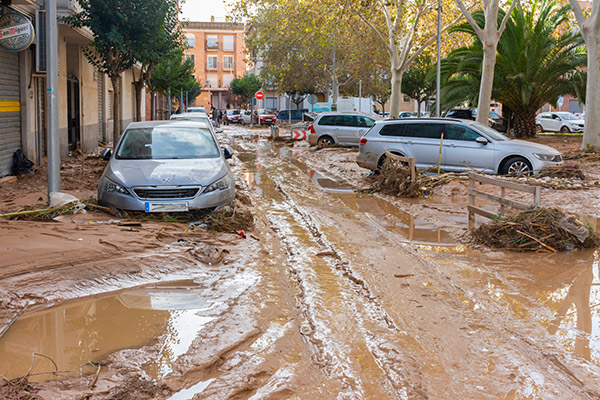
[57,0,81,16]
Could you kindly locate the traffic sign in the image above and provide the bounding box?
[255,91,264,100]
[307,94,318,105]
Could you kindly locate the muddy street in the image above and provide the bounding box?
[1,125,600,399]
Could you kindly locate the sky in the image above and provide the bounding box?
[180,0,235,22]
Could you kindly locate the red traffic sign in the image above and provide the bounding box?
[255,91,264,100]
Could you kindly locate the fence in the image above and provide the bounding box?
[468,172,541,229]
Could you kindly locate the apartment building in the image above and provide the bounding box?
[183,18,247,111]
[0,0,141,177]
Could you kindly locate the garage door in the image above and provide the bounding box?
[0,47,21,176]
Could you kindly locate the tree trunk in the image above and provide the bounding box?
[476,41,497,126]
[109,75,122,145]
[134,80,144,122]
[389,67,403,118]
[583,36,600,149]
[513,110,537,138]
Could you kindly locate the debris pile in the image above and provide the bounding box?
[536,164,586,180]
[368,159,464,198]
[469,208,597,252]
[564,148,600,162]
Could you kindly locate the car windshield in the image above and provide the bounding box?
[116,126,219,160]
[257,109,270,115]
[227,110,240,115]
[471,122,508,141]
[489,111,502,119]
[558,113,579,120]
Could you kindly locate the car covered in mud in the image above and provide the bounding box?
[357,118,563,175]
[98,121,235,212]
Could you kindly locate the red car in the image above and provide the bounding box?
[224,109,243,124]
[254,109,278,125]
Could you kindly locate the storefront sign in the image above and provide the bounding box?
[0,12,35,52]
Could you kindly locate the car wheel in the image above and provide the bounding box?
[501,156,532,176]
[560,126,570,133]
[317,136,334,146]
[535,124,543,133]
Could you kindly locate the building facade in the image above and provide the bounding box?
[0,0,141,177]
[183,18,247,111]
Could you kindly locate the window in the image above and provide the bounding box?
[379,124,405,136]
[335,115,356,127]
[403,123,442,138]
[539,113,552,119]
[444,124,480,141]
[403,95,411,103]
[357,116,375,128]
[207,55,218,70]
[222,73,234,87]
[184,33,195,48]
[223,35,234,51]
[185,54,195,67]
[206,73,218,87]
[265,97,277,110]
[318,115,336,126]
[206,35,218,49]
[223,55,233,70]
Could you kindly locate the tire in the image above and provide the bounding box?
[560,126,570,133]
[317,136,335,146]
[501,156,532,176]
[535,124,543,134]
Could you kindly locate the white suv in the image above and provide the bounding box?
[536,112,584,133]
[308,112,376,146]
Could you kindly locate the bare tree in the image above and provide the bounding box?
[455,0,518,125]
[352,0,466,118]
[568,0,599,149]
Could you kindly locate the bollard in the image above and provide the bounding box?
[271,125,279,139]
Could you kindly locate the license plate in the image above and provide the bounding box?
[145,202,189,212]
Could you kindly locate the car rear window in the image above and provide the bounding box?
[318,116,336,126]
[116,127,219,160]
[404,123,442,138]
[379,123,405,136]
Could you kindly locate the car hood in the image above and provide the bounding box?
[500,139,562,155]
[106,158,227,187]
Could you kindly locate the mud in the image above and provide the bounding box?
[1,126,600,399]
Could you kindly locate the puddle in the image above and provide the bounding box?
[0,280,216,381]
[166,378,215,400]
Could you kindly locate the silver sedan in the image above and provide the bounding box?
[98,121,235,212]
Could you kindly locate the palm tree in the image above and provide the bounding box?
[441,0,586,137]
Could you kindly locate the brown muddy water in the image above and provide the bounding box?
[2,129,600,399]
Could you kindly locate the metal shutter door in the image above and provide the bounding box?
[0,47,21,176]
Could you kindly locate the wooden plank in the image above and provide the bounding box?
[468,204,498,220]
[385,152,416,182]
[467,172,538,194]
[469,188,532,210]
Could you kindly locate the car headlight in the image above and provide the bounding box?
[204,175,232,193]
[533,153,562,162]
[104,180,129,195]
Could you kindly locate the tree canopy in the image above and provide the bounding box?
[229,74,262,108]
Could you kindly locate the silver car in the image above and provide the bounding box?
[308,112,376,146]
[98,121,235,212]
[536,112,584,133]
[356,118,563,175]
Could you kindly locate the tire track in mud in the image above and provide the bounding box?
[250,153,430,399]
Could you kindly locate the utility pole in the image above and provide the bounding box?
[332,24,337,111]
[435,0,442,118]
[359,79,362,112]
[47,0,60,199]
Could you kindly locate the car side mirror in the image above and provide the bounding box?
[475,137,489,145]
[223,147,234,159]
[101,148,112,160]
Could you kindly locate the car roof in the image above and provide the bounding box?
[171,112,210,118]
[124,120,211,130]
[378,117,465,123]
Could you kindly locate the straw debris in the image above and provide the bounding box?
[367,159,464,198]
[536,164,586,180]
[469,208,598,252]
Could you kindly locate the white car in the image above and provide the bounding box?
[536,112,584,133]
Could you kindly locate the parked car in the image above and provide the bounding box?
[536,112,584,133]
[356,118,563,175]
[307,112,376,146]
[170,112,222,134]
[277,109,309,123]
[98,121,235,212]
[187,106,207,114]
[446,108,507,132]
[243,108,277,125]
[224,109,243,124]
[240,110,252,125]
[399,112,414,118]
